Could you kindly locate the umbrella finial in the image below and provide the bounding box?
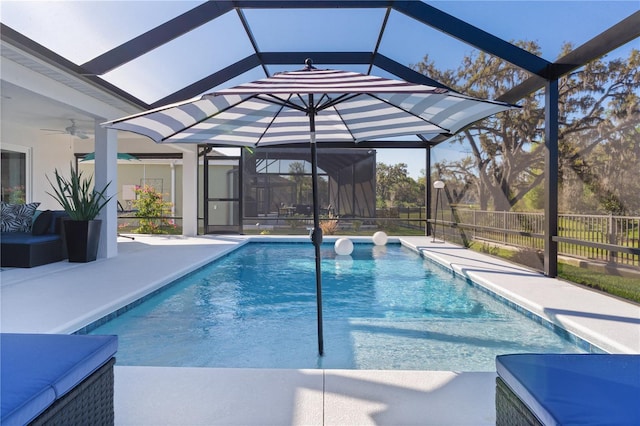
[304,58,316,70]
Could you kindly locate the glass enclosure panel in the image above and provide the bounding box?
[207,201,240,226]
[434,1,638,62]
[244,8,385,52]
[101,11,254,103]
[242,147,377,236]
[1,150,26,203]
[207,165,239,199]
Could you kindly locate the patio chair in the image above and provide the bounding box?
[1,333,118,425]
[117,200,135,240]
[496,353,640,425]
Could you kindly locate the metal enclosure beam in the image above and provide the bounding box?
[498,11,640,103]
[259,51,373,65]
[153,51,452,106]
[426,146,432,236]
[151,55,263,107]
[81,1,235,74]
[373,55,452,89]
[544,80,559,277]
[392,0,551,77]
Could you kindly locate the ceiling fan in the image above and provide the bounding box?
[41,119,90,139]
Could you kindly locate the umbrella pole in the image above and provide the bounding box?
[309,95,324,356]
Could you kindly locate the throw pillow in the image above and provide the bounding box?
[0,202,41,232]
[31,209,53,235]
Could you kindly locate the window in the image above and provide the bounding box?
[1,145,30,203]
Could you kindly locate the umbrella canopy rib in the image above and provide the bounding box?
[254,96,289,147]
[315,92,360,110]
[256,93,309,113]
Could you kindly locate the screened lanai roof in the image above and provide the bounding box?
[2,0,638,127]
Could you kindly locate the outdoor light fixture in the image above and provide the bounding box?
[432,180,445,243]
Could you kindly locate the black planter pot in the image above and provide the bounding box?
[63,219,102,262]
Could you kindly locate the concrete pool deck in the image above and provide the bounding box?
[1,235,639,425]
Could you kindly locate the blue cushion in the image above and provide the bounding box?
[496,353,640,426]
[0,333,118,425]
[31,210,53,235]
[0,232,61,244]
[0,202,40,232]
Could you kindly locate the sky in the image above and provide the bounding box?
[2,1,638,178]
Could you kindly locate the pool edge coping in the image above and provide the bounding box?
[398,238,638,354]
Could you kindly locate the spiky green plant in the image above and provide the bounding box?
[47,165,113,220]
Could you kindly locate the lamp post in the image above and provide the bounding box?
[432,180,445,243]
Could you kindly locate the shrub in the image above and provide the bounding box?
[47,165,112,220]
[320,218,339,235]
[479,242,499,256]
[510,248,544,270]
[319,211,339,235]
[132,185,175,234]
[4,185,25,204]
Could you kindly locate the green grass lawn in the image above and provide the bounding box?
[557,263,640,304]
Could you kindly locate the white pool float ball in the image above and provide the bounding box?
[372,231,388,246]
[334,238,354,255]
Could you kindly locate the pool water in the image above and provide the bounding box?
[90,243,587,370]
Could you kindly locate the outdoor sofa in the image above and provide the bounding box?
[0,333,118,425]
[1,203,69,267]
[496,353,640,425]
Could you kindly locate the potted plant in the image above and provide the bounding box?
[47,164,113,262]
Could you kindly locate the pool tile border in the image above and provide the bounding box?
[74,247,244,335]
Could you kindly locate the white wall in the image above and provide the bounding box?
[1,120,76,210]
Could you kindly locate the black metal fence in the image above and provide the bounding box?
[433,209,640,268]
[120,208,639,267]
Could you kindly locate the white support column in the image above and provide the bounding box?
[181,146,198,236]
[94,121,118,258]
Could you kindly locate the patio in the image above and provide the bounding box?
[2,235,638,425]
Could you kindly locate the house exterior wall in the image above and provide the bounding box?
[1,120,75,210]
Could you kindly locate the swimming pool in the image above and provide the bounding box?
[89,243,588,370]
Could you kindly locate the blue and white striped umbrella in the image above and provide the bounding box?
[103,61,518,356]
[104,62,516,146]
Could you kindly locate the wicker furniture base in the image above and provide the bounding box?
[30,358,115,426]
[496,376,543,426]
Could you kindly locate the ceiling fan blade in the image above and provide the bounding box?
[40,120,92,138]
